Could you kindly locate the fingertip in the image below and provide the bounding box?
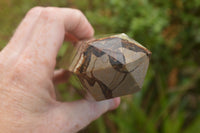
[53,69,71,84]
[79,22,94,39]
[63,8,94,40]
[89,26,95,38]
[114,97,121,108]
[109,97,121,110]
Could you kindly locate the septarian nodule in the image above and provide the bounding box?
[67,33,151,101]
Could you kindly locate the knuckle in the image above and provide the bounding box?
[73,9,84,18]
[44,7,57,13]
[14,54,36,74]
[39,7,58,21]
[15,57,32,73]
[26,6,43,16]
[10,65,27,83]
[70,9,85,30]
[9,55,36,82]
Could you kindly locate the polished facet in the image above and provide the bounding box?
[60,33,151,101]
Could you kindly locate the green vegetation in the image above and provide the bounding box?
[0,0,200,133]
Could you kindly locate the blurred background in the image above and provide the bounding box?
[0,0,200,133]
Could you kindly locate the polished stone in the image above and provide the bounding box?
[61,33,151,101]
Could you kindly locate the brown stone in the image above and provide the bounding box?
[59,33,151,101]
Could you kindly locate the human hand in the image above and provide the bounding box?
[0,7,120,133]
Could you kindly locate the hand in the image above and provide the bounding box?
[0,7,120,133]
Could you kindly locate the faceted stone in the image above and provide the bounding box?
[60,33,151,101]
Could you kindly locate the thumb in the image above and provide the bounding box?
[53,98,120,133]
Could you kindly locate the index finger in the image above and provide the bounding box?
[13,7,94,77]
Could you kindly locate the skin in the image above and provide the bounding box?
[0,7,120,133]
